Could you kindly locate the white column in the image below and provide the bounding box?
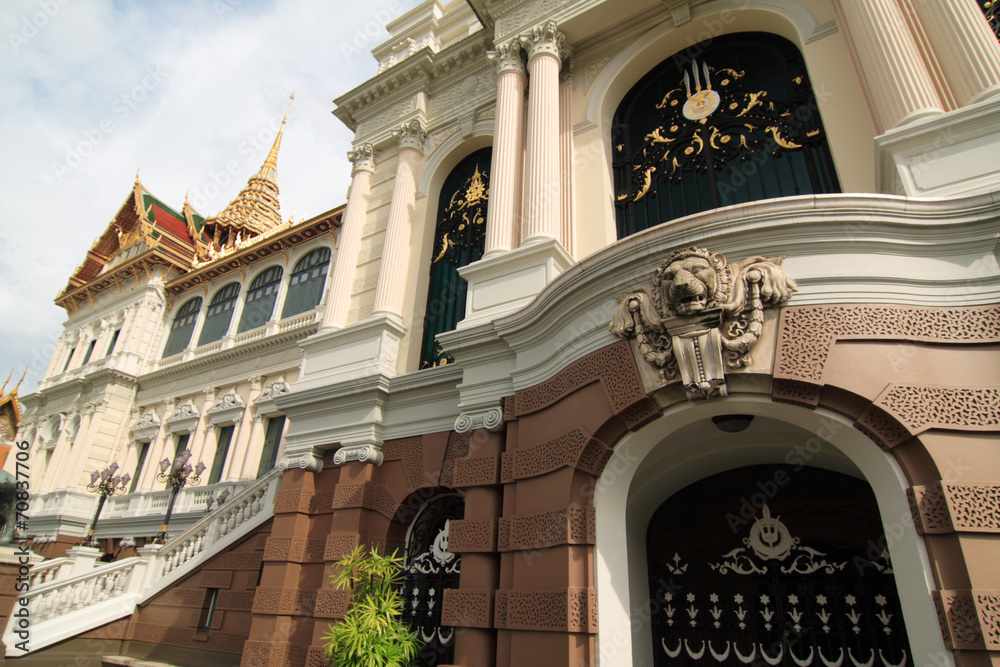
[484,41,527,257]
[40,409,76,490]
[138,400,173,490]
[520,21,567,244]
[44,333,71,378]
[558,59,576,257]
[372,120,425,320]
[91,322,112,361]
[223,378,261,481]
[905,0,1000,106]
[238,413,268,479]
[60,402,105,488]
[833,0,943,132]
[323,144,376,329]
[188,387,217,466]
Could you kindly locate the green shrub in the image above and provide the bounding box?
[322,545,420,667]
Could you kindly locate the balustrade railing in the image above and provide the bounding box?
[4,468,282,657]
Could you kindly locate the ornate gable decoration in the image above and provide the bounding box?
[610,247,796,400]
[255,376,290,418]
[166,400,200,433]
[207,387,246,425]
[130,410,162,442]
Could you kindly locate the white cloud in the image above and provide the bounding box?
[0,0,421,393]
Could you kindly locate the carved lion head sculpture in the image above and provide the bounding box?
[653,248,731,317]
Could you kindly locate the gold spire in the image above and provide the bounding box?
[203,94,293,238]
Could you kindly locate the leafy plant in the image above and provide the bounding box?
[322,545,421,667]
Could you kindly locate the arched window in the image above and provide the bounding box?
[400,494,464,667]
[237,266,283,333]
[613,33,840,239]
[197,283,240,346]
[646,465,911,667]
[162,297,202,358]
[281,247,331,318]
[419,147,491,368]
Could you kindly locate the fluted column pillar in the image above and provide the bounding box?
[905,0,1000,106]
[372,120,425,320]
[833,0,943,132]
[322,144,375,329]
[223,379,261,481]
[44,333,71,377]
[521,21,568,244]
[484,41,527,257]
[558,59,576,257]
[188,387,217,466]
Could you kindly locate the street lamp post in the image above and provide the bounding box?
[82,463,130,549]
[153,449,206,544]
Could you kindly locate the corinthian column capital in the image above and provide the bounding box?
[392,119,427,154]
[488,40,526,77]
[520,20,569,63]
[347,142,376,174]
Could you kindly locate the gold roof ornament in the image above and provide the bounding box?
[0,369,26,441]
[202,94,294,237]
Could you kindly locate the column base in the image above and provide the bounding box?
[295,312,407,392]
[876,96,1000,198]
[457,237,574,329]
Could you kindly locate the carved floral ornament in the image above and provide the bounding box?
[610,247,796,400]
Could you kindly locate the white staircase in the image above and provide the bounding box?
[3,468,281,657]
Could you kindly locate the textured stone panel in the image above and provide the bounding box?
[441,588,493,628]
[207,551,262,570]
[511,340,647,417]
[217,590,256,611]
[453,455,500,486]
[503,506,595,551]
[775,304,1000,384]
[511,429,590,479]
[448,519,495,552]
[151,587,205,607]
[855,404,911,450]
[198,570,233,588]
[875,385,1000,434]
[772,378,822,407]
[325,534,359,561]
[910,482,1000,534]
[494,587,598,633]
[314,588,352,619]
[381,436,424,490]
[440,431,471,488]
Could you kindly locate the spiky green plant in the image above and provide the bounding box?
[322,545,421,667]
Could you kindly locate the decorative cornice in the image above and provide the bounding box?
[333,444,384,467]
[348,143,376,174]
[488,40,526,77]
[455,407,504,433]
[392,119,427,154]
[520,21,569,63]
[130,410,161,442]
[278,451,323,473]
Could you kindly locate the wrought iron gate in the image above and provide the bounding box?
[647,466,912,666]
[401,494,464,666]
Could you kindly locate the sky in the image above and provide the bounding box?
[0,0,423,395]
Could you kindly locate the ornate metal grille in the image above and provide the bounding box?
[613,33,840,239]
[400,494,464,667]
[419,148,491,368]
[647,466,912,667]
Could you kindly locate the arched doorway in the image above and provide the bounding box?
[647,465,911,666]
[400,493,464,666]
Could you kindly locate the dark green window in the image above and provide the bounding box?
[419,147,491,368]
[612,33,840,239]
[197,283,240,346]
[280,248,331,318]
[81,339,97,365]
[162,297,202,358]
[106,329,120,356]
[174,433,190,458]
[62,347,75,372]
[257,415,286,478]
[208,425,235,485]
[238,266,283,333]
[130,441,149,493]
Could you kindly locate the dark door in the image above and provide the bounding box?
[401,494,464,667]
[647,466,911,666]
